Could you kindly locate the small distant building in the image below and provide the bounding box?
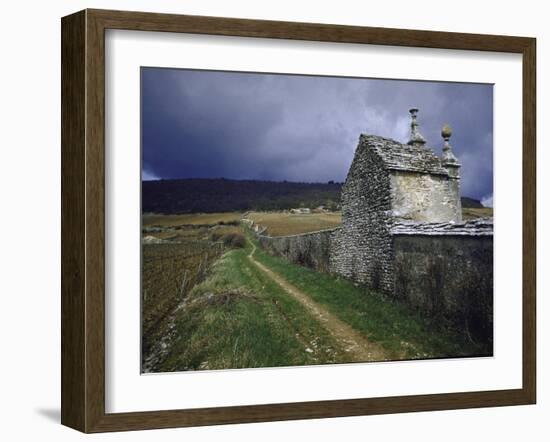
[290,208,311,214]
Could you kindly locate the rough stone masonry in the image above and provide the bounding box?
[257,109,493,340]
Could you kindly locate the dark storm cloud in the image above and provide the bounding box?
[141,68,493,201]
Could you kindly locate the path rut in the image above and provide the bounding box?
[247,240,391,362]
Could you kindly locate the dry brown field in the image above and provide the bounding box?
[246,211,342,236]
[462,207,493,220]
[143,212,242,227]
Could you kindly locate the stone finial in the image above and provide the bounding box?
[441,123,452,140]
[441,123,459,165]
[407,108,427,146]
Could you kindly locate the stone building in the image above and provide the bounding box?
[330,108,465,292]
[258,109,493,339]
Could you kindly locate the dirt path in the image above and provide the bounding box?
[247,240,391,362]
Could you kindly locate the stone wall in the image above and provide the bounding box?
[257,228,338,273]
[255,128,492,341]
[329,135,395,293]
[392,222,493,340]
[390,170,461,222]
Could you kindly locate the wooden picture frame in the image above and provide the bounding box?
[61,8,536,433]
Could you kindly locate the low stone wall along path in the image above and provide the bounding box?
[246,238,392,362]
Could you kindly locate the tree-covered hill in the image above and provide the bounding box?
[142,178,485,214]
[142,178,342,214]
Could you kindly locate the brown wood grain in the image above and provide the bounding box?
[61,8,537,433]
[522,37,537,403]
[61,10,86,431]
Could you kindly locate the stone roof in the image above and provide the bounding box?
[360,134,449,175]
[391,218,493,236]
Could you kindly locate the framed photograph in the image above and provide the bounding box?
[61,9,536,433]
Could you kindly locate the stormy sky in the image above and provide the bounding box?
[141,68,493,204]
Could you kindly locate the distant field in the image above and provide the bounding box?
[144,206,492,238]
[248,207,491,237]
[143,212,242,227]
[462,207,493,220]
[247,211,342,237]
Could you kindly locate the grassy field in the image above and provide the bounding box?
[153,244,349,372]
[251,238,490,359]
[141,212,251,369]
[143,209,492,372]
[150,232,489,372]
[246,211,342,236]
